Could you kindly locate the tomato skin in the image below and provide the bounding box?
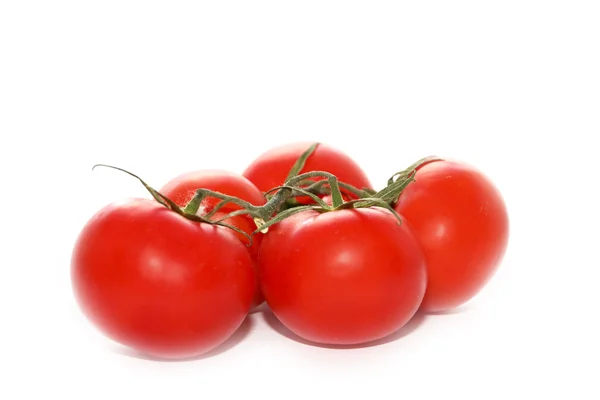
[71,199,256,359]
[159,169,266,212]
[394,160,509,313]
[159,170,266,308]
[258,208,427,345]
[243,142,373,198]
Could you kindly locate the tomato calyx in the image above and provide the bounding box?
[387,155,442,186]
[92,164,255,244]
[265,142,376,211]
[251,155,441,234]
[180,149,436,235]
[277,179,377,209]
[365,155,442,207]
[176,168,397,236]
[248,170,411,234]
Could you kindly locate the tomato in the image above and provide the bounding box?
[71,199,256,359]
[243,142,373,199]
[394,159,509,313]
[159,169,266,308]
[258,207,427,345]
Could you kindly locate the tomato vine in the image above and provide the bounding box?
[93,144,437,243]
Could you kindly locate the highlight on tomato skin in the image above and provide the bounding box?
[394,159,509,313]
[70,198,257,360]
[242,141,374,200]
[257,207,427,346]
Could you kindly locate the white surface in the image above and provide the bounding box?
[1,1,599,399]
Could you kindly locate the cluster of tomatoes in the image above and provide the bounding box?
[71,142,509,360]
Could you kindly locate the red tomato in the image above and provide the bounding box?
[394,159,509,313]
[258,207,427,345]
[243,142,373,198]
[71,199,256,359]
[159,169,266,308]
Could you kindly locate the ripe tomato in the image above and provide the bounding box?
[159,169,266,308]
[394,159,509,313]
[258,207,427,345]
[71,199,256,359]
[242,142,373,198]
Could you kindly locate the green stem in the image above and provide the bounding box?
[92,164,254,243]
[328,176,344,208]
[277,171,345,208]
[203,199,229,219]
[284,143,320,182]
[183,191,207,215]
[379,156,441,205]
[212,209,253,222]
[373,173,416,203]
[280,178,371,201]
[273,185,332,209]
[186,186,292,224]
[191,189,259,213]
[338,182,372,199]
[336,197,403,224]
[387,156,441,185]
[93,155,435,241]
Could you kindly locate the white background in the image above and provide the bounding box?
[1,1,599,399]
